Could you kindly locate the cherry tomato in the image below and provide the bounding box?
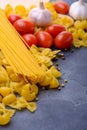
[8,14,22,24]
[53,1,70,14]
[46,24,66,38]
[54,31,73,49]
[13,19,35,35]
[22,34,37,47]
[36,31,53,48]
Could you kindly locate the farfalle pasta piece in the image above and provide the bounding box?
[27,102,37,112]
[6,109,15,118]
[9,97,27,110]
[41,48,60,59]
[9,97,37,112]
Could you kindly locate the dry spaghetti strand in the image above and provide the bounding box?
[0,9,45,82]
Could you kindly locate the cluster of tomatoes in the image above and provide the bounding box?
[8,13,73,49]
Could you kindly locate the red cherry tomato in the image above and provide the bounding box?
[46,24,66,38]
[13,19,35,35]
[22,34,37,47]
[53,1,70,14]
[36,31,53,48]
[54,31,73,49]
[8,14,22,24]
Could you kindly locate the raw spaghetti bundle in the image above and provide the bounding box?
[0,8,45,82]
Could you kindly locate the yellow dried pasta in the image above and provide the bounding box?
[68,20,87,47]
[0,45,61,125]
[0,3,65,125]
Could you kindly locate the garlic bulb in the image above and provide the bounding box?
[28,1,52,27]
[69,0,87,20]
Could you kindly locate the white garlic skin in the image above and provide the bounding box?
[69,1,87,20]
[28,8,52,27]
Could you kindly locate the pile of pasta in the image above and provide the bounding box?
[68,20,87,48]
[0,45,61,125]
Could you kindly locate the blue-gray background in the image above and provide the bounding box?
[0,0,87,130]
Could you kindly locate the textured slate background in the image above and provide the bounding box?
[0,0,87,130]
